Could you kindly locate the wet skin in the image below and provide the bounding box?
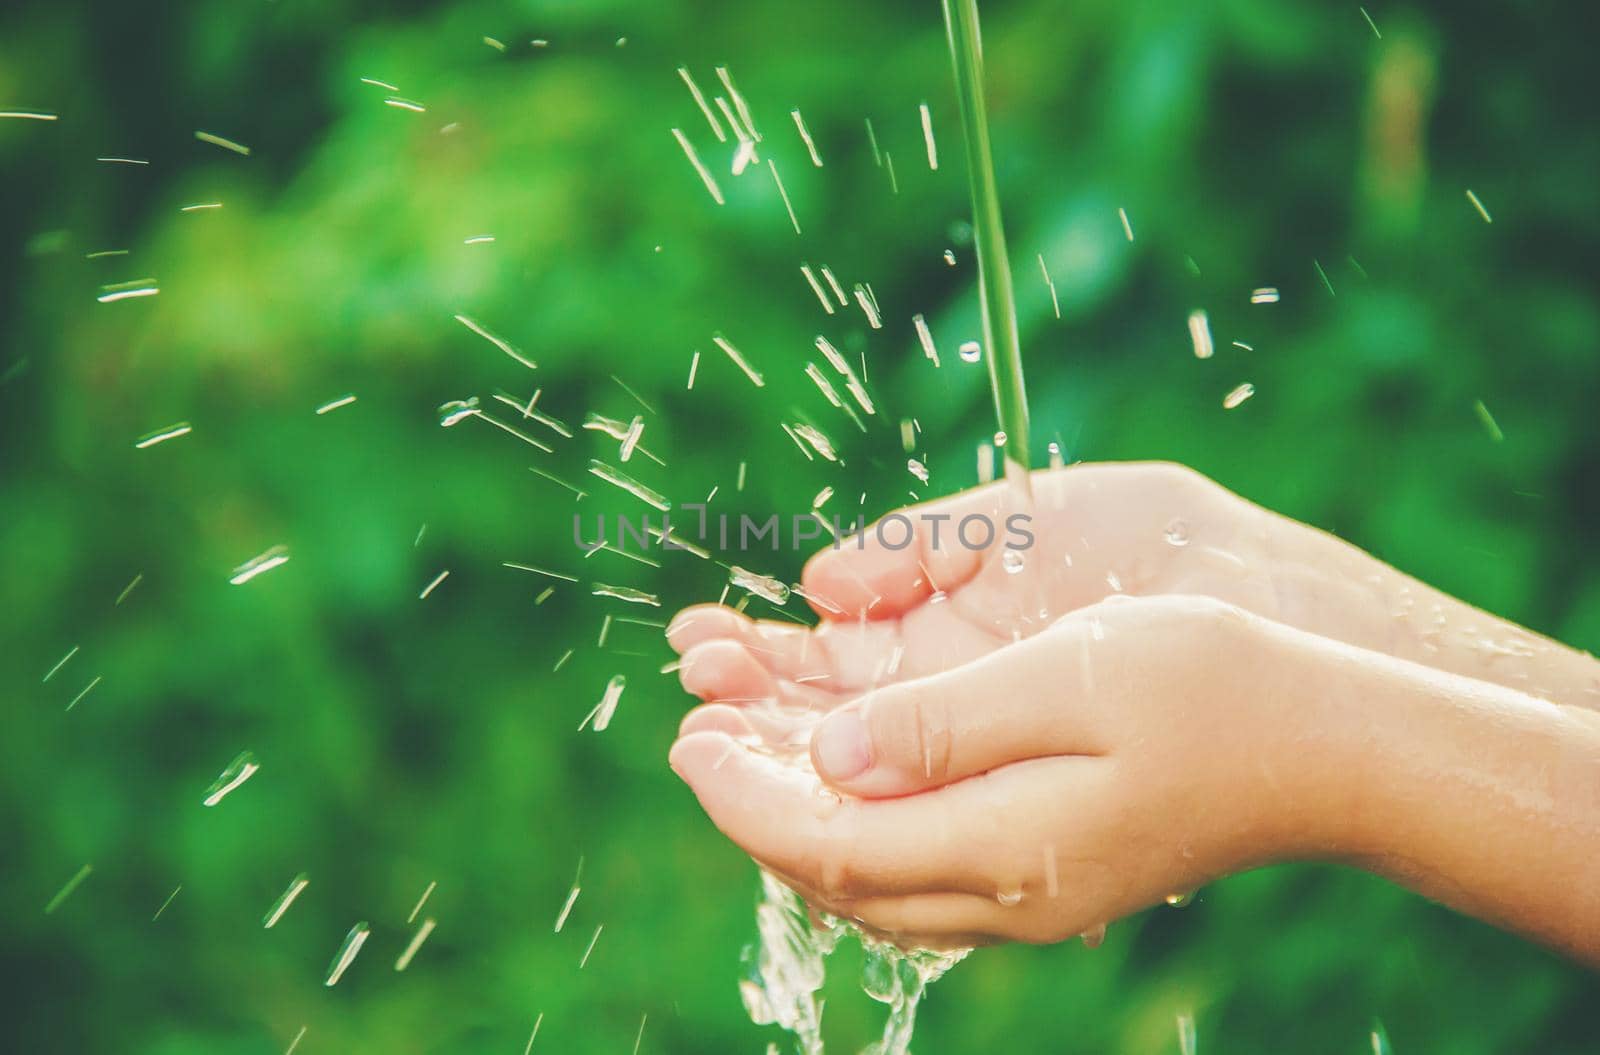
[667,462,1600,963]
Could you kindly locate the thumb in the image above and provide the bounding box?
[807,636,1098,797]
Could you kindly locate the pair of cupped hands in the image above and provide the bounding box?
[664,462,1582,951]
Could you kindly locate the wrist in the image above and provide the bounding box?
[1238,619,1399,866]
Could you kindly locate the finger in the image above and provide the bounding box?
[668,604,911,693]
[669,731,985,897]
[770,678,839,721]
[808,622,1108,797]
[749,868,994,951]
[678,702,760,739]
[666,605,808,658]
[678,639,777,702]
[800,483,1025,621]
[847,892,1018,949]
[679,701,815,750]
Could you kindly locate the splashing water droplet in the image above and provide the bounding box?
[861,945,898,1003]
[438,397,480,427]
[958,340,981,363]
[1177,1012,1198,1055]
[1188,310,1214,359]
[580,675,627,732]
[1164,519,1191,547]
[907,458,930,485]
[730,566,790,605]
[1223,382,1255,409]
[591,584,661,607]
[1001,550,1025,575]
[1047,442,1064,469]
[230,545,290,585]
[325,921,371,986]
[203,751,260,806]
[263,873,310,928]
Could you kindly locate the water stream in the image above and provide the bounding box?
[742,3,1029,1050]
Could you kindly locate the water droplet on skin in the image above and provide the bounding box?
[958,340,981,363]
[1047,442,1064,469]
[1105,571,1123,592]
[928,590,949,604]
[1080,923,1107,948]
[1001,550,1025,575]
[1164,890,1197,908]
[1164,519,1191,546]
[996,888,1024,907]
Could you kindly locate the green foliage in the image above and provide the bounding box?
[3,0,1598,1052]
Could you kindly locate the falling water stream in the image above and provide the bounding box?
[742,2,1033,1052]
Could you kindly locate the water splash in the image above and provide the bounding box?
[859,935,968,1055]
[744,870,967,1055]
[741,872,841,1055]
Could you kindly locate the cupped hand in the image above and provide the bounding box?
[668,461,1279,742]
[668,594,1365,949]
[667,457,1579,742]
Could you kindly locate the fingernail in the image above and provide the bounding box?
[813,709,872,781]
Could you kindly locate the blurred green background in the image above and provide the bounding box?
[3,0,1598,1051]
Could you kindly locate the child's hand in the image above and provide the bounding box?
[666,463,1600,962]
[667,462,1240,746]
[669,594,1367,948]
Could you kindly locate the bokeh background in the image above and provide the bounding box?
[3,0,1598,1051]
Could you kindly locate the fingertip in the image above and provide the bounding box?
[678,703,758,740]
[678,639,774,701]
[801,545,916,621]
[666,604,746,653]
[668,730,737,787]
[797,548,857,619]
